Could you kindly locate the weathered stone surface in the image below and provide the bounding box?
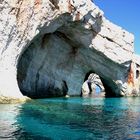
[131,55,140,96]
[0,0,139,102]
[0,95,30,104]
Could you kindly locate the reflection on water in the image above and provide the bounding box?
[0,104,21,140]
[1,97,140,139]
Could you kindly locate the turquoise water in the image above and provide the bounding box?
[1,97,140,139]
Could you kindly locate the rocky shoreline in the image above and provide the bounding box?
[0,96,30,104]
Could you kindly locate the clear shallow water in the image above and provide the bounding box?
[1,97,140,139]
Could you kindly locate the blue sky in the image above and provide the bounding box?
[93,0,140,55]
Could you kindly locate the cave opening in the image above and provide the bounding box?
[17,31,73,98]
[82,71,105,97]
[17,29,93,99]
[17,25,119,99]
[136,70,140,79]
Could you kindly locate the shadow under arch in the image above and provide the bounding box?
[100,78,120,97]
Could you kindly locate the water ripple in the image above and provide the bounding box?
[1,97,140,139]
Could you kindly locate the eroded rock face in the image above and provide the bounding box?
[0,0,139,102]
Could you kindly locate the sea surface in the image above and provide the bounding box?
[1,97,140,140]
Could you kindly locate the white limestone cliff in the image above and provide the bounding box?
[0,0,139,103]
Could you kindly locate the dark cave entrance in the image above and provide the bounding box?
[17,32,73,99]
[136,70,140,79]
[82,70,121,97]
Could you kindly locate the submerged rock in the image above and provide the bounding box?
[0,96,30,104]
[0,0,139,102]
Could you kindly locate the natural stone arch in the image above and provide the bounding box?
[17,24,129,98]
[82,71,105,96]
[87,73,105,93]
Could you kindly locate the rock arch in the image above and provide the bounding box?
[17,25,130,98]
[82,71,105,96]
